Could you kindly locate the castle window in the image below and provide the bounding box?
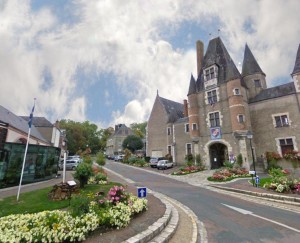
[254,79,261,88]
[238,114,245,123]
[192,123,197,130]
[185,124,189,133]
[234,88,240,95]
[209,112,220,127]
[207,90,217,104]
[274,115,289,127]
[204,65,218,82]
[186,143,192,155]
[167,127,171,135]
[279,138,294,155]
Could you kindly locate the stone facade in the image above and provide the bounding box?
[106,124,133,156]
[147,37,300,170]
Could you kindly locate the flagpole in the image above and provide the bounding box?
[17,98,36,202]
[16,128,31,201]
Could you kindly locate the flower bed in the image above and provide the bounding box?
[207,167,250,182]
[0,186,148,242]
[263,168,300,193]
[171,165,205,175]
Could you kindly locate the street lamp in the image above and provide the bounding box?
[247,131,256,184]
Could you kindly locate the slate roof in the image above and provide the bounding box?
[249,82,296,103]
[20,116,54,127]
[159,96,184,123]
[114,124,133,136]
[174,116,189,124]
[292,44,300,75]
[0,105,48,143]
[196,37,241,91]
[242,44,265,77]
[187,74,196,96]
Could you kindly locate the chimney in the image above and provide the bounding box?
[196,40,204,77]
[55,120,60,129]
[183,99,188,117]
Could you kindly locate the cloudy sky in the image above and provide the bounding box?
[1,0,300,129]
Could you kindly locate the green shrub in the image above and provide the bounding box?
[96,152,106,166]
[74,163,94,188]
[70,194,91,217]
[224,160,233,168]
[83,155,93,165]
[185,154,193,166]
[195,154,202,166]
[237,154,243,167]
[267,158,282,170]
[95,172,107,181]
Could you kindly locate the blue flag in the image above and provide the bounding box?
[28,99,36,128]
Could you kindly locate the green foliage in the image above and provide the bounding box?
[195,154,202,166]
[237,154,243,167]
[59,119,102,154]
[74,163,93,188]
[99,127,114,151]
[224,160,233,168]
[122,135,144,152]
[95,172,107,182]
[267,158,282,170]
[185,154,193,166]
[69,194,90,217]
[130,122,147,138]
[96,152,106,166]
[83,155,92,164]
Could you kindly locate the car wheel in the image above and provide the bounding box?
[72,166,76,170]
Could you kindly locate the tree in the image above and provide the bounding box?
[130,122,147,138]
[99,127,114,151]
[59,119,101,155]
[122,135,143,153]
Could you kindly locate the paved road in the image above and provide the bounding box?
[105,161,300,243]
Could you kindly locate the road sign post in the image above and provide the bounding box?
[137,187,147,198]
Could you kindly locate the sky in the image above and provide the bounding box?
[1,0,300,129]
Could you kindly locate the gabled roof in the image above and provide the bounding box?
[187,74,197,96]
[20,116,54,127]
[249,82,296,103]
[242,44,265,77]
[196,37,241,91]
[292,44,300,76]
[114,124,132,136]
[159,96,184,123]
[0,105,48,142]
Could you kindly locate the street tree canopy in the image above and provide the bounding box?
[122,135,143,153]
[130,122,147,138]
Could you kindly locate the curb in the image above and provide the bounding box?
[209,185,300,206]
[123,198,175,243]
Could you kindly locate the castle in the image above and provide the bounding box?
[147,37,300,170]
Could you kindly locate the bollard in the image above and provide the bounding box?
[255,176,260,187]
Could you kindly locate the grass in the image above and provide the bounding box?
[0,182,121,218]
[249,177,272,187]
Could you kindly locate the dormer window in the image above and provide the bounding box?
[204,65,218,90]
[204,65,218,82]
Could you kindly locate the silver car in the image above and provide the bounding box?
[157,160,173,170]
[59,159,81,170]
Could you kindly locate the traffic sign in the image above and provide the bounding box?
[137,187,147,198]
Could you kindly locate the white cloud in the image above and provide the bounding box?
[0,0,299,128]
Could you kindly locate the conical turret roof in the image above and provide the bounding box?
[187,74,196,96]
[292,44,300,76]
[242,44,265,77]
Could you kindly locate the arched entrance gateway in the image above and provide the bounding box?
[209,142,228,169]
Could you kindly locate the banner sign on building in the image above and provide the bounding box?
[210,127,221,140]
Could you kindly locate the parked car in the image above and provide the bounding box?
[157,160,174,170]
[149,157,165,168]
[59,159,81,170]
[114,155,124,162]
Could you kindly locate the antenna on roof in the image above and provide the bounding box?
[157,89,159,96]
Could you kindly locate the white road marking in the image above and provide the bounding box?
[222,203,300,233]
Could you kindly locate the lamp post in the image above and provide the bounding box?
[247,131,256,185]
